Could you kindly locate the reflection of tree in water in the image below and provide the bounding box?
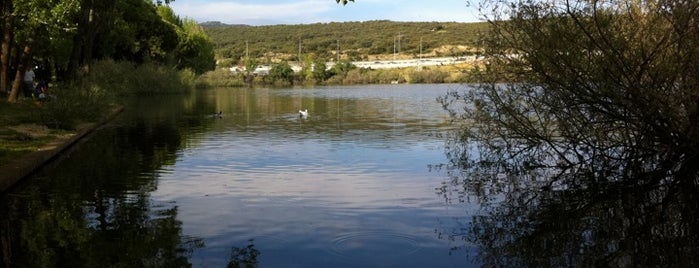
[1,182,204,267]
[436,158,699,266]
[227,239,260,268]
[436,0,699,266]
[0,112,205,267]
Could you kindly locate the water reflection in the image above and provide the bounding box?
[437,130,699,265]
[0,94,208,267]
[1,85,474,267]
[227,239,260,268]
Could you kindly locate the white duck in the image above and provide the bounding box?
[298,109,308,118]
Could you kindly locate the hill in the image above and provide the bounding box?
[203,20,489,66]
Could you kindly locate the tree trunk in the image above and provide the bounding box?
[0,0,13,95]
[67,0,112,79]
[7,39,32,103]
[66,0,90,79]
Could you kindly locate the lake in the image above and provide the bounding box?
[0,84,482,267]
[3,83,698,267]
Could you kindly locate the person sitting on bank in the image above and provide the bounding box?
[23,67,35,98]
[34,80,49,101]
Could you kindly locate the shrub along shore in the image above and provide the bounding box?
[201,61,477,88]
[0,60,201,190]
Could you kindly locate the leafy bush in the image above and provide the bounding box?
[83,59,195,95]
[40,83,113,130]
[37,59,198,129]
[200,68,246,87]
[405,69,450,83]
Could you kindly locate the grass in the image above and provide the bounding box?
[0,99,75,165]
[0,60,199,166]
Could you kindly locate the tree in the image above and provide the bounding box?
[442,0,698,186]
[268,62,294,84]
[243,56,258,86]
[312,58,329,82]
[173,19,216,74]
[329,59,356,77]
[96,0,179,64]
[300,55,314,82]
[66,0,118,80]
[156,5,215,74]
[4,0,79,102]
[0,0,211,102]
[437,1,699,265]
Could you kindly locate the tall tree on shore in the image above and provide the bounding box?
[0,0,190,99]
[441,0,699,196]
[173,18,215,74]
[0,0,14,96]
[65,0,116,80]
[157,5,214,74]
[4,0,78,102]
[436,1,699,265]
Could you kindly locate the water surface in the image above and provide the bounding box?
[1,84,481,267]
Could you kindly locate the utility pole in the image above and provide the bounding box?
[393,36,396,61]
[418,37,423,70]
[420,37,423,60]
[337,39,340,62]
[298,38,302,64]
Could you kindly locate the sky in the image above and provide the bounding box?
[169,0,481,26]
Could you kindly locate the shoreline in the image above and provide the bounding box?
[0,106,123,193]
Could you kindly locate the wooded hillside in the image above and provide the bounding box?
[204,20,488,66]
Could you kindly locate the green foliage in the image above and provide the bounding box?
[435,2,699,266]
[442,0,699,197]
[322,67,465,85]
[156,4,181,26]
[406,68,450,83]
[200,68,247,87]
[81,59,195,96]
[329,59,356,77]
[268,62,294,85]
[244,57,259,74]
[39,83,113,130]
[5,0,213,90]
[300,55,314,80]
[0,101,51,163]
[35,57,197,129]
[217,58,236,68]
[312,59,329,82]
[99,0,179,64]
[204,21,488,63]
[174,19,217,74]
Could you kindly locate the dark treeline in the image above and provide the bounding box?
[1,0,215,103]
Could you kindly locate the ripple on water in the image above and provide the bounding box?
[328,230,422,260]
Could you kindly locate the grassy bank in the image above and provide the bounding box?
[0,60,199,166]
[0,101,67,165]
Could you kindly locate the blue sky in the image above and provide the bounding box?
[169,0,481,26]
